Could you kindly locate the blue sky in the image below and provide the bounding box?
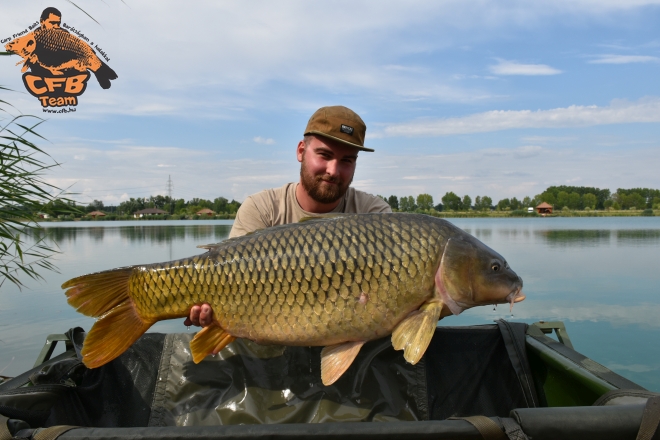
[2,1,660,206]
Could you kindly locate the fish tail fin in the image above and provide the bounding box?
[92,62,118,89]
[190,323,235,363]
[63,268,154,368]
[391,301,443,365]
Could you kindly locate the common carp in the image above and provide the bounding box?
[63,214,524,385]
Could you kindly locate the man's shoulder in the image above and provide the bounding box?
[244,183,294,207]
[344,187,392,213]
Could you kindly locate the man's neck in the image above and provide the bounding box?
[295,181,343,213]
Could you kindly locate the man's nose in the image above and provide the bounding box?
[325,160,339,176]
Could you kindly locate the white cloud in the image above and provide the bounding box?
[380,97,660,137]
[253,136,275,145]
[589,54,660,64]
[489,59,562,76]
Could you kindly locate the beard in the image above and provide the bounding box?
[300,156,352,205]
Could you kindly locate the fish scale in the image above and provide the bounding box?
[125,215,437,344]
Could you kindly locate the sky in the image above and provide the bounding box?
[2,0,660,206]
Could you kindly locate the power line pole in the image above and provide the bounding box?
[166,175,174,215]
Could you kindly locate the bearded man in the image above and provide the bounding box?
[186,105,391,327]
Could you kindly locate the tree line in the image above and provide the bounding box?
[379,186,660,212]
[38,195,242,219]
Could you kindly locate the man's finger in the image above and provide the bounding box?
[189,305,201,326]
[200,303,213,327]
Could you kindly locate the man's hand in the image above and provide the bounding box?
[184,303,214,327]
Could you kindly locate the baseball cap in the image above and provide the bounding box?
[304,106,374,152]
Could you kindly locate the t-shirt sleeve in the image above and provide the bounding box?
[371,197,392,213]
[229,196,269,238]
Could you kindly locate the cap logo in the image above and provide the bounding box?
[340,124,354,135]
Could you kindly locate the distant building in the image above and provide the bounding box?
[196,208,215,216]
[88,211,106,219]
[134,208,167,218]
[536,202,553,215]
[37,212,50,219]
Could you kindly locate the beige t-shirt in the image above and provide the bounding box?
[229,183,392,238]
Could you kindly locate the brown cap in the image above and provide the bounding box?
[304,106,374,152]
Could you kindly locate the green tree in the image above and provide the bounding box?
[582,193,597,210]
[497,198,511,211]
[86,199,104,213]
[387,195,399,210]
[567,192,581,210]
[522,196,532,208]
[416,193,434,211]
[441,192,462,211]
[556,191,569,209]
[461,195,472,210]
[474,195,492,211]
[399,196,416,212]
[213,197,228,213]
[510,197,522,211]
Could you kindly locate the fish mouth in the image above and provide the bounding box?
[506,288,526,312]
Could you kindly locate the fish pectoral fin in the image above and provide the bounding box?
[320,340,365,386]
[391,301,443,365]
[190,324,235,363]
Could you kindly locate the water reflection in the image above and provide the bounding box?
[616,230,660,245]
[36,224,232,246]
[536,230,611,247]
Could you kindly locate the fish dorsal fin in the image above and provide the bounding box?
[197,244,220,251]
[299,213,346,223]
[391,301,443,365]
[320,340,365,386]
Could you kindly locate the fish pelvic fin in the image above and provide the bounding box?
[81,300,154,368]
[320,340,365,386]
[190,324,236,363]
[391,300,443,365]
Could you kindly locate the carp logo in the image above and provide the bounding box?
[4,7,117,110]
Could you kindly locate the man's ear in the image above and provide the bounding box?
[296,140,306,163]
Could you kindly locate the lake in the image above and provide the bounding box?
[1,217,659,392]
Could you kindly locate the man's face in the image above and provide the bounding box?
[298,136,358,204]
[41,13,61,29]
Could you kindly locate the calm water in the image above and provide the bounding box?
[1,218,659,391]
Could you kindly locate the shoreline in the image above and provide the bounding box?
[35,209,657,222]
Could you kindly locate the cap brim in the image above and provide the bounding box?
[305,131,375,152]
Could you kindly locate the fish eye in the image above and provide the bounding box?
[27,40,34,46]
[491,262,501,271]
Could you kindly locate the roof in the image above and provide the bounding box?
[536,202,553,209]
[88,211,106,216]
[196,208,215,215]
[135,208,167,214]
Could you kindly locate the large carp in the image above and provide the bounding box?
[63,213,524,385]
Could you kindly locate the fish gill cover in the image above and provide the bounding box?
[3,6,117,111]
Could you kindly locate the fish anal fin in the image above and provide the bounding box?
[320,340,365,386]
[190,324,235,363]
[391,301,443,365]
[82,300,153,369]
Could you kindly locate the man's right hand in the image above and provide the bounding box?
[184,303,214,327]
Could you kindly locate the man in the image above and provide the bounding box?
[185,105,391,328]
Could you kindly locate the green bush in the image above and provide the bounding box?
[641,209,654,216]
